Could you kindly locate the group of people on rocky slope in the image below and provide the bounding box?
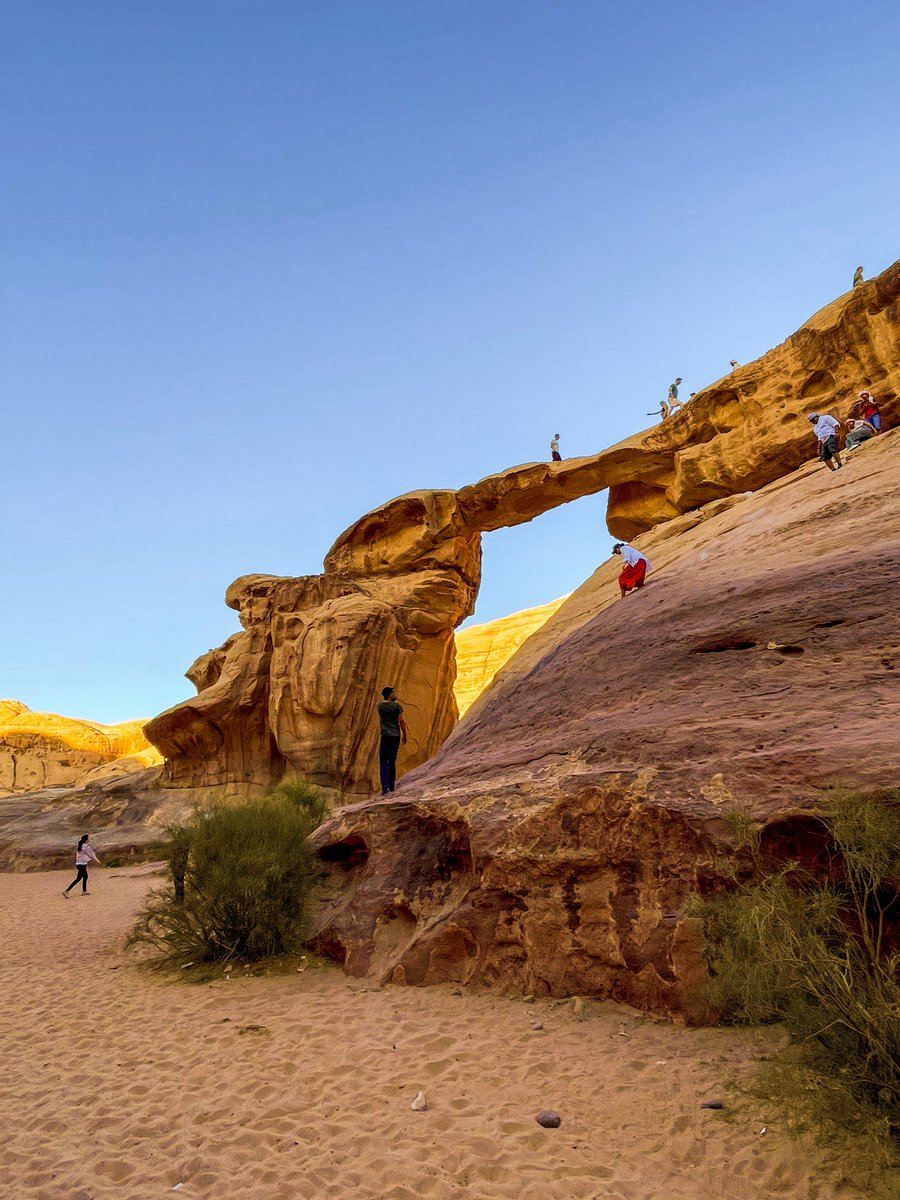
[808,391,883,473]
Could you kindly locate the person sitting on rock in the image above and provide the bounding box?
[857,391,882,431]
[376,686,408,796]
[647,401,670,422]
[808,412,844,472]
[550,433,562,462]
[613,542,652,598]
[853,265,864,288]
[844,417,877,452]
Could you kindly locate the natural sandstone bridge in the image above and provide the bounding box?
[145,262,900,796]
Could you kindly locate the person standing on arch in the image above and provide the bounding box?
[550,433,561,462]
[376,686,408,796]
[612,542,652,598]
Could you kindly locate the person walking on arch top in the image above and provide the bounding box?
[808,412,844,472]
[376,686,408,796]
[550,433,561,462]
[613,542,651,598]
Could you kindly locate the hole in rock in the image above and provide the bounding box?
[691,637,758,654]
[815,618,845,628]
[776,645,805,656]
[318,834,370,870]
[799,369,836,400]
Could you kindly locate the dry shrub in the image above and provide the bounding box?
[694,788,900,1158]
[127,782,326,967]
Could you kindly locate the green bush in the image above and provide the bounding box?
[694,788,900,1152]
[128,782,327,966]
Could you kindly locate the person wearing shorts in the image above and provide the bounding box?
[808,412,844,472]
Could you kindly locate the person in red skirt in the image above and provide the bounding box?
[613,542,651,597]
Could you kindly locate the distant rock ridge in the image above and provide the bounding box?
[0,701,161,796]
[144,259,900,799]
[453,598,567,717]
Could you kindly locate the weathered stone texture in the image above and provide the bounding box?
[0,702,161,796]
[310,430,900,1019]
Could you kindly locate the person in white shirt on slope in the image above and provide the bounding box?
[612,542,652,598]
[807,412,844,472]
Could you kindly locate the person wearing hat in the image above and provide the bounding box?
[857,391,882,431]
[808,412,844,471]
[612,542,652,598]
[376,686,408,795]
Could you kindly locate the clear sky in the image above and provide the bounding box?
[2,0,898,724]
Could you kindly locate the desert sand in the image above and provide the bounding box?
[2,870,888,1200]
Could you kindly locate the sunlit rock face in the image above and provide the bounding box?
[146,261,900,799]
[453,598,567,718]
[311,430,900,1020]
[0,701,161,796]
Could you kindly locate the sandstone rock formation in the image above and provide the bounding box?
[453,598,566,717]
[146,260,899,802]
[0,701,161,796]
[310,429,900,1021]
[0,766,192,871]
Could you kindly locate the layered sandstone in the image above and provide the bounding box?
[453,598,566,717]
[146,260,900,801]
[0,702,161,796]
[310,429,900,1020]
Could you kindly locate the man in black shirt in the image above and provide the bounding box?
[377,686,408,795]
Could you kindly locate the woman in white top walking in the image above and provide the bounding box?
[63,834,101,897]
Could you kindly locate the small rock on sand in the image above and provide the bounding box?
[536,1109,561,1128]
[410,1090,427,1112]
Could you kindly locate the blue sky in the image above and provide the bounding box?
[2,0,898,723]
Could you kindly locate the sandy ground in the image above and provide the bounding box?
[0,870,889,1200]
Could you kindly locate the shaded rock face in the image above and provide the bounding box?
[145,261,900,799]
[0,701,161,797]
[310,431,900,1020]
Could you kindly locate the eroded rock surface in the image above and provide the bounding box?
[146,261,900,800]
[310,431,900,1020]
[0,701,161,797]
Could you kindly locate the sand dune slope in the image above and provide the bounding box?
[1,871,889,1200]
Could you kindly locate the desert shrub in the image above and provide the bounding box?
[128,782,327,966]
[693,788,900,1151]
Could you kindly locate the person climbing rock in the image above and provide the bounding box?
[550,433,561,462]
[612,542,652,597]
[647,401,670,422]
[376,686,408,795]
[857,391,882,431]
[808,412,844,472]
[667,378,683,413]
[853,266,864,288]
